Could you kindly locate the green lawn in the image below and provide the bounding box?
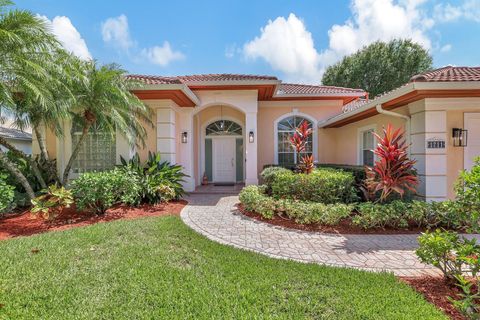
[0,216,445,319]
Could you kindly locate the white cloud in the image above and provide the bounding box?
[39,15,91,60]
[101,15,184,67]
[243,0,438,83]
[434,0,480,23]
[243,14,322,83]
[225,43,238,58]
[141,41,185,66]
[101,14,134,50]
[440,44,452,52]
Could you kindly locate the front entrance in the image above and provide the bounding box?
[213,137,236,183]
[465,113,480,170]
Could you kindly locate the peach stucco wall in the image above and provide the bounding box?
[257,100,344,172]
[137,113,157,163]
[321,105,409,166]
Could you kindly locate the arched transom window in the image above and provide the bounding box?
[206,120,242,136]
[277,115,313,165]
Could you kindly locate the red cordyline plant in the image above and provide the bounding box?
[363,124,419,202]
[289,121,314,174]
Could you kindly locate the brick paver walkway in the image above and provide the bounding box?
[181,194,478,277]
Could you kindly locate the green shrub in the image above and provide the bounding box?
[239,185,276,219]
[317,164,366,185]
[280,199,353,225]
[416,230,480,279]
[120,152,187,204]
[0,174,14,213]
[454,157,480,232]
[260,166,290,193]
[354,201,410,229]
[31,185,74,220]
[270,168,358,204]
[72,169,142,214]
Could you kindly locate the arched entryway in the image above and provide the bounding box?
[204,119,244,184]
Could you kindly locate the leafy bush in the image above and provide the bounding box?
[0,151,58,194]
[363,124,418,202]
[120,152,187,204]
[416,230,480,279]
[72,169,142,214]
[239,185,353,223]
[353,200,411,229]
[0,174,14,213]
[317,164,366,186]
[280,199,353,225]
[239,185,276,219]
[260,166,290,193]
[454,157,480,232]
[270,168,358,204]
[31,185,74,220]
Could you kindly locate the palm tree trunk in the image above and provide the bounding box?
[62,123,91,185]
[34,125,49,160]
[0,136,47,189]
[0,151,35,201]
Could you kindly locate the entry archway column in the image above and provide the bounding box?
[245,111,258,185]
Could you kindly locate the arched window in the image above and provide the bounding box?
[276,115,314,166]
[206,120,242,136]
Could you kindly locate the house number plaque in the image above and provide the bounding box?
[426,138,445,149]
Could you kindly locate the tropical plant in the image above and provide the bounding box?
[71,169,142,215]
[0,173,14,212]
[322,39,432,98]
[62,61,152,184]
[120,152,187,204]
[362,124,418,202]
[454,157,480,233]
[288,120,313,174]
[31,185,74,220]
[0,0,65,200]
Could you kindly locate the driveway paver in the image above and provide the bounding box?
[180,194,478,276]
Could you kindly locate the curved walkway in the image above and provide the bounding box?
[181,194,471,277]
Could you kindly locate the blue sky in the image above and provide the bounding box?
[14,0,480,84]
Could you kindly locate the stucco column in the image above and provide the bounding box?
[156,107,176,164]
[177,108,195,192]
[245,111,258,185]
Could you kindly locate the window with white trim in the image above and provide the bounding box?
[71,121,116,174]
[360,129,375,166]
[277,116,313,166]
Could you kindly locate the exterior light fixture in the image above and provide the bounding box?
[181,132,188,143]
[452,128,467,147]
[249,131,254,143]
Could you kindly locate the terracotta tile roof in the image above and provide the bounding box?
[126,75,182,85]
[0,126,32,140]
[410,66,480,82]
[176,74,278,82]
[277,83,365,95]
[341,98,369,113]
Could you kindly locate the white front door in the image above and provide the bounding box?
[464,113,480,170]
[213,138,236,183]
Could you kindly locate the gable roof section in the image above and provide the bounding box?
[0,126,32,141]
[127,74,366,106]
[319,66,480,128]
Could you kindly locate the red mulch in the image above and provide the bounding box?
[237,203,434,235]
[400,276,466,320]
[0,200,187,241]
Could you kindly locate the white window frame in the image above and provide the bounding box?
[357,124,377,166]
[274,111,318,165]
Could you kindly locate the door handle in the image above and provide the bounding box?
[231,158,234,167]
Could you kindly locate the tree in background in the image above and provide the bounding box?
[322,39,433,98]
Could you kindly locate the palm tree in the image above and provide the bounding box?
[62,61,152,184]
[0,0,62,200]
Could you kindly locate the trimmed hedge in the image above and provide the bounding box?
[269,168,358,204]
[239,185,353,225]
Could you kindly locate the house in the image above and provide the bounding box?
[0,126,32,155]
[34,66,480,201]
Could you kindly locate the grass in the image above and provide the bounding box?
[0,216,446,319]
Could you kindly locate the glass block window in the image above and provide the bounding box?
[71,121,116,174]
[277,116,313,166]
[360,129,375,166]
[206,120,242,136]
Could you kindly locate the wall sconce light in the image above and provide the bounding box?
[181,131,188,144]
[249,131,254,143]
[452,128,467,147]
